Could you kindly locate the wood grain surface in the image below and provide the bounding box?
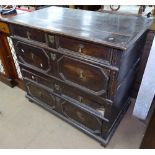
[1,6,152,50]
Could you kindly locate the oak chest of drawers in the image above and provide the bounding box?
[2,7,152,145]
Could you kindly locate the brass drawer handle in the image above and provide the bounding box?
[78,44,84,53]
[38,91,42,97]
[54,83,60,91]
[76,111,85,122]
[78,96,84,103]
[79,70,85,80]
[50,53,56,61]
[27,31,31,40]
[31,53,34,60]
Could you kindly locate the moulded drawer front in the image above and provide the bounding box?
[11,25,46,43]
[21,68,54,90]
[59,36,111,63]
[60,100,102,134]
[13,40,54,73]
[57,55,110,96]
[26,80,55,108]
[54,82,111,119]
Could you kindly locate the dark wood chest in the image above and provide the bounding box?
[1,7,152,146]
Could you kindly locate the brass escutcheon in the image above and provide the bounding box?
[78,44,84,53]
[50,53,56,61]
[78,96,84,103]
[54,83,60,91]
[48,35,55,44]
[27,31,31,40]
[79,70,85,80]
[31,53,34,60]
[38,91,42,97]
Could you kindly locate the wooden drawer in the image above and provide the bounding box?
[13,40,59,74]
[58,98,103,135]
[54,81,112,120]
[57,55,110,96]
[20,66,113,120]
[11,25,46,43]
[59,36,112,63]
[21,68,55,90]
[0,22,10,34]
[11,25,57,48]
[26,80,56,109]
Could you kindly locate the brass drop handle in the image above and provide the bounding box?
[79,70,85,80]
[78,96,84,103]
[78,44,84,53]
[54,83,60,91]
[38,91,42,97]
[31,53,34,60]
[27,31,31,40]
[50,53,56,61]
[76,111,85,122]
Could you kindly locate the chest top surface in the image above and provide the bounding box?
[2,6,153,50]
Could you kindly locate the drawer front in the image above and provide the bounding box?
[54,81,111,119]
[13,40,57,73]
[26,80,55,108]
[21,68,54,90]
[0,22,10,34]
[11,25,46,43]
[57,55,110,95]
[59,36,111,63]
[59,99,102,134]
[21,66,112,120]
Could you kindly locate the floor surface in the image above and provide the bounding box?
[0,81,148,149]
